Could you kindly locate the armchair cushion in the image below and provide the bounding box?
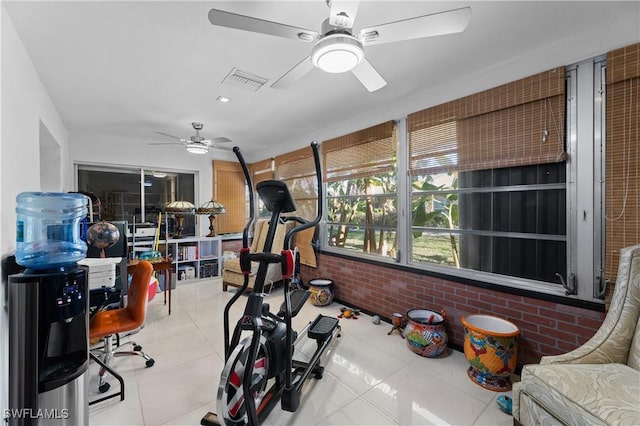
[517,363,640,425]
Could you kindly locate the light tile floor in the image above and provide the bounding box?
[88,278,513,425]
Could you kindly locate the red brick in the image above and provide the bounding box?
[522,331,557,348]
[507,300,540,315]
[455,288,481,299]
[538,307,577,324]
[538,326,577,345]
[578,317,605,331]
[490,305,524,320]
[520,314,556,329]
[466,301,494,312]
[557,304,603,320]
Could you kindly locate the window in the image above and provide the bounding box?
[322,121,398,259]
[408,68,569,289]
[410,165,566,283]
[76,165,196,236]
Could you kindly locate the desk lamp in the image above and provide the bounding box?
[165,201,195,239]
[196,200,226,237]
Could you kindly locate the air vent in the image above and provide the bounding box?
[222,68,268,92]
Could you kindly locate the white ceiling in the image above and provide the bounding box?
[4,1,640,162]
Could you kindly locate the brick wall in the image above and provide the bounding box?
[301,253,605,366]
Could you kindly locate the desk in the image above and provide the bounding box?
[128,258,173,314]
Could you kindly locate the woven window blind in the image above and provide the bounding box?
[274,146,318,267]
[322,121,397,182]
[275,146,317,205]
[250,158,273,185]
[605,42,640,280]
[275,146,315,181]
[408,67,566,175]
[213,160,246,233]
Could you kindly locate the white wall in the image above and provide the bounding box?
[0,4,71,416]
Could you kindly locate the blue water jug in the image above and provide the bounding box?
[15,192,88,269]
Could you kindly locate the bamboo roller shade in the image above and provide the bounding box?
[605,42,640,281]
[408,67,566,175]
[250,158,274,185]
[275,146,316,180]
[322,121,397,182]
[274,146,318,267]
[275,145,317,212]
[213,160,246,234]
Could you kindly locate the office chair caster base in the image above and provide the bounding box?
[98,382,111,393]
[146,358,155,367]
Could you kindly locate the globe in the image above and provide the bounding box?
[87,221,120,258]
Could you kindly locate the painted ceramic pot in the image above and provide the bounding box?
[461,314,520,391]
[308,278,334,306]
[404,309,448,358]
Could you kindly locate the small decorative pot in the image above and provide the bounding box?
[308,278,334,306]
[461,314,520,391]
[404,309,448,358]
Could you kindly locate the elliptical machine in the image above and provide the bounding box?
[202,141,341,426]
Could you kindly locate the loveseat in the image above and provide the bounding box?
[222,219,292,292]
[513,244,640,425]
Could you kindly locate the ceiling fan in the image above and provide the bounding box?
[208,1,471,92]
[150,122,232,154]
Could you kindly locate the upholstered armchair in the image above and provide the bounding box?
[513,244,640,425]
[222,219,292,292]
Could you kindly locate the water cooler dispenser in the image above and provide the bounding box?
[7,192,90,425]
[8,268,89,425]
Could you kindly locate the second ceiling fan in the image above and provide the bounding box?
[208,1,471,92]
[151,122,231,155]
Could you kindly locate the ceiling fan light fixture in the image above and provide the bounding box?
[311,34,364,74]
[186,142,209,155]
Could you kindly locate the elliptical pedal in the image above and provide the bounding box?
[308,314,339,341]
[278,289,310,318]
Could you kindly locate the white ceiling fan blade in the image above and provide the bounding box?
[148,142,183,146]
[271,56,315,89]
[155,131,184,140]
[208,9,319,43]
[210,137,232,144]
[358,7,471,46]
[351,59,386,92]
[329,1,360,29]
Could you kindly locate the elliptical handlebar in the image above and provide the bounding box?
[233,146,255,251]
[221,146,256,359]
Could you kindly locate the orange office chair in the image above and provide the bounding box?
[89,260,155,399]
